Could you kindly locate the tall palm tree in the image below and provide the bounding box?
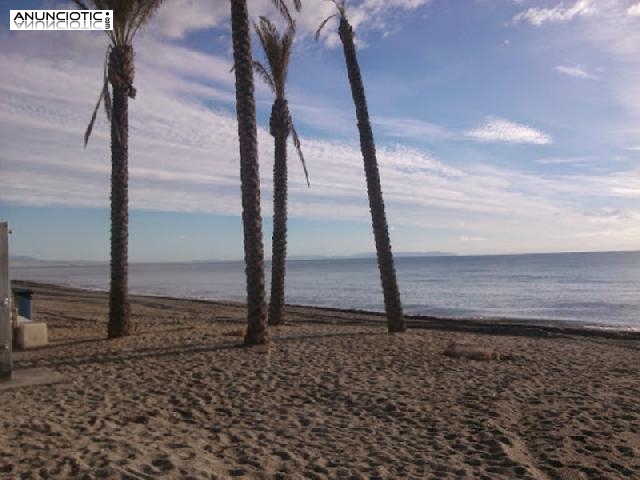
[229,0,300,345]
[317,0,405,333]
[75,0,164,338]
[253,17,309,326]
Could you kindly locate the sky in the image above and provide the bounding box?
[1,0,639,261]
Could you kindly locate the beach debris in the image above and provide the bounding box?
[444,341,501,361]
[221,329,245,337]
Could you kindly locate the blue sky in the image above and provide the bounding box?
[1,0,639,261]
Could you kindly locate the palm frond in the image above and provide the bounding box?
[253,17,275,65]
[84,46,112,146]
[79,0,163,45]
[103,79,112,120]
[290,121,309,187]
[253,12,308,184]
[253,61,276,94]
[80,1,164,147]
[270,0,301,27]
[315,14,337,40]
[126,0,165,43]
[275,24,294,97]
[84,87,104,147]
[254,16,295,97]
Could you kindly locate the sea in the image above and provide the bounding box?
[10,251,640,331]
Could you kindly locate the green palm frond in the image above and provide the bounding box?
[254,16,294,98]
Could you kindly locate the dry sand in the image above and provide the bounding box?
[1,282,639,480]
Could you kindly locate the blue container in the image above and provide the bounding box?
[12,288,33,320]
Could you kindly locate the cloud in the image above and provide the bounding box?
[146,0,430,47]
[514,0,640,147]
[309,0,431,47]
[513,0,597,25]
[555,64,598,79]
[628,2,640,16]
[0,37,613,222]
[150,0,229,39]
[371,116,453,140]
[465,118,553,145]
[3,11,640,254]
[535,156,594,165]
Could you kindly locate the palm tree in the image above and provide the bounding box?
[75,0,164,338]
[317,0,405,333]
[253,17,309,326]
[229,0,300,345]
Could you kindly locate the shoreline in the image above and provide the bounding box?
[13,280,640,341]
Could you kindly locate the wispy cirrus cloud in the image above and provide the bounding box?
[555,64,599,79]
[535,156,594,166]
[513,0,597,25]
[371,116,453,140]
[465,118,553,145]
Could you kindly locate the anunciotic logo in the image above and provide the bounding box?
[10,10,113,31]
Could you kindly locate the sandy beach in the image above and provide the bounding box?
[1,282,639,479]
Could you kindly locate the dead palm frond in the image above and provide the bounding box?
[84,44,113,146]
[290,123,309,185]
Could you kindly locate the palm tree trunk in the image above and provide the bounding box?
[268,98,290,326]
[230,0,268,345]
[338,17,405,333]
[107,47,132,339]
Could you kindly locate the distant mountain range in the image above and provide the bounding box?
[347,251,456,259]
[9,256,100,266]
[11,252,457,265]
[10,255,50,264]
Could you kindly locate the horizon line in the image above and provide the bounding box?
[10,248,640,265]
